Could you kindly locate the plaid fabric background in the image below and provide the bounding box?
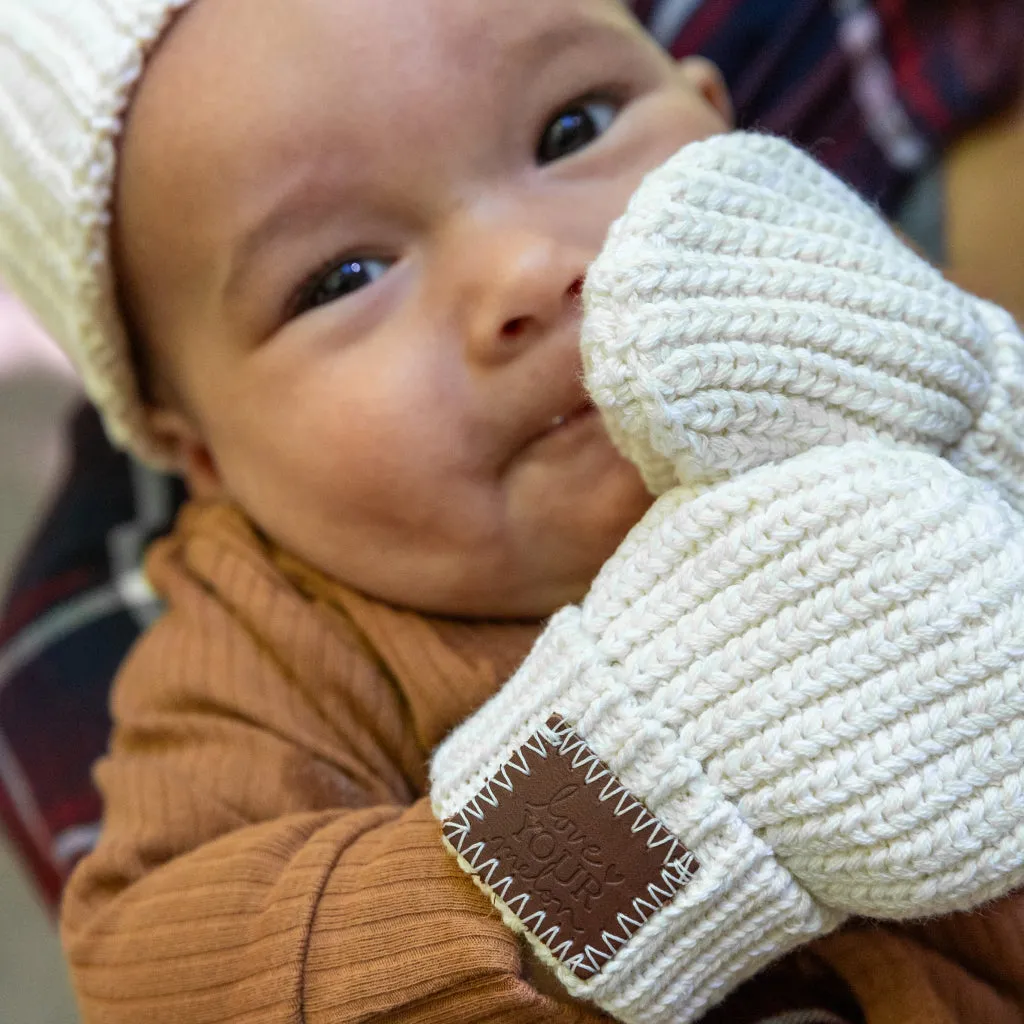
[637,0,1024,207]
[0,407,184,906]
[1,0,1021,911]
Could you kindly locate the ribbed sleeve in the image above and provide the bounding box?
[61,505,602,1024]
[66,799,596,1023]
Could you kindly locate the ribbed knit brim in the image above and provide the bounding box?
[0,0,194,466]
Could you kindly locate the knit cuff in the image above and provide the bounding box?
[431,612,840,1024]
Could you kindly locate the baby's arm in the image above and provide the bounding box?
[61,532,602,1024]
[429,129,1024,1023]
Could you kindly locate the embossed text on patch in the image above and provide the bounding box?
[442,715,700,978]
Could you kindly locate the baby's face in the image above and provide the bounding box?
[119,0,729,617]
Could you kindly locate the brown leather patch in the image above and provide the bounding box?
[442,714,699,978]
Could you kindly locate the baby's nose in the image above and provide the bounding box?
[448,218,589,367]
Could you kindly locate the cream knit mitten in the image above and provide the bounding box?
[583,132,1024,508]
[431,134,1024,1024]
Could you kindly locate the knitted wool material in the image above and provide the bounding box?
[0,0,194,466]
[433,134,1024,1023]
[582,132,1024,510]
[432,441,1024,1024]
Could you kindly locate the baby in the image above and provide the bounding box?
[2,1,1024,1023]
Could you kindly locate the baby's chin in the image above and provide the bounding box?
[238,415,652,621]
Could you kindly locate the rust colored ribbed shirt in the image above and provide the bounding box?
[61,502,1024,1023]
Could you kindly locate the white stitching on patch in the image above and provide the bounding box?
[442,714,700,978]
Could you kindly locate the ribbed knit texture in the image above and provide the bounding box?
[0,0,193,465]
[62,504,574,1024]
[62,501,1024,1024]
[432,442,1024,1023]
[582,133,1024,509]
[433,134,1024,1023]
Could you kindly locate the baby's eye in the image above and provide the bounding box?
[537,98,619,165]
[295,257,392,315]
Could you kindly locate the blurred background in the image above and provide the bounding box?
[0,295,79,1022]
[0,838,78,1023]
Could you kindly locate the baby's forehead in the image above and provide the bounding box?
[147,0,634,82]
[131,0,637,159]
[122,0,646,229]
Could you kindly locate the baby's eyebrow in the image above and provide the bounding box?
[223,200,299,304]
[497,12,641,78]
[223,185,348,307]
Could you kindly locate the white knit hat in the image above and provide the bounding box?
[0,0,194,466]
[583,132,1024,512]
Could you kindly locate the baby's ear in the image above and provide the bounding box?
[145,405,225,500]
[676,57,733,128]
[581,132,1003,496]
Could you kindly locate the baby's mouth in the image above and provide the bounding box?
[499,352,601,473]
[547,396,596,433]
[518,395,600,463]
